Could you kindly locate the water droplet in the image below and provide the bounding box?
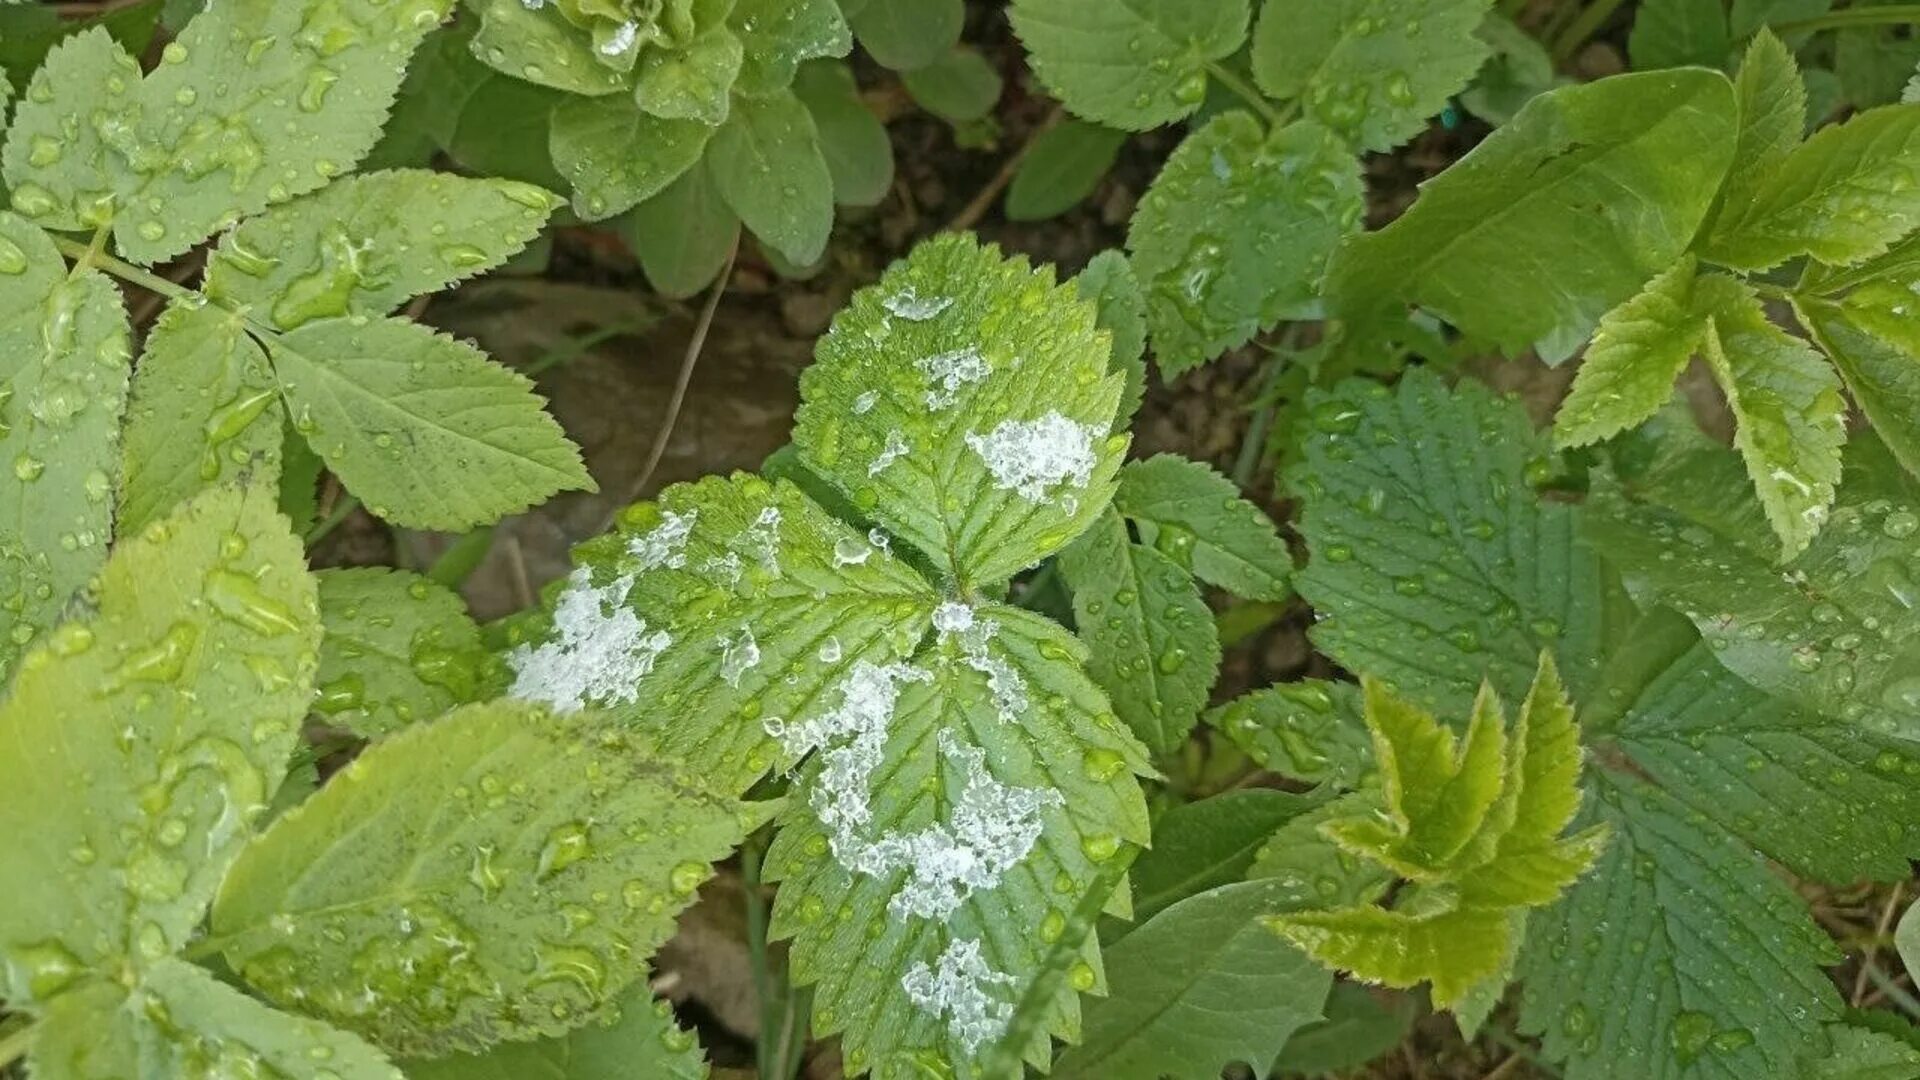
[537,821,593,880]
[669,860,707,896]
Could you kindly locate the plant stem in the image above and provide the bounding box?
[304,495,361,547]
[1551,0,1631,62]
[1205,63,1284,126]
[741,840,783,1080]
[51,235,195,302]
[0,1023,33,1071]
[1865,962,1920,1021]
[1773,4,1920,35]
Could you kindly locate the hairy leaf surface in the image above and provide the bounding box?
[213,700,761,1058]
[0,482,318,992]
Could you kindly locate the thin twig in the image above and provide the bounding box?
[945,105,1065,233]
[1858,884,1908,1005]
[611,236,739,520]
[504,534,535,610]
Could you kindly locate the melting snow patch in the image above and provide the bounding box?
[703,551,744,586]
[738,506,783,570]
[902,937,1017,1054]
[932,601,974,635]
[768,661,1060,920]
[599,19,639,55]
[509,568,671,713]
[853,390,879,415]
[868,528,892,554]
[720,627,761,688]
[832,535,873,567]
[916,347,991,410]
[965,412,1100,502]
[628,510,697,572]
[869,430,910,476]
[882,286,954,322]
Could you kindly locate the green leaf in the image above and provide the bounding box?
[212,699,761,1058]
[1837,1,1920,109]
[1698,276,1847,559]
[707,89,834,265]
[1730,0,1833,37]
[1130,789,1328,924]
[0,27,141,231]
[549,93,714,221]
[1588,432,1920,739]
[1006,117,1126,222]
[467,0,626,97]
[313,567,487,738]
[1272,981,1415,1076]
[1071,250,1148,431]
[0,213,132,679]
[1271,903,1512,1009]
[1627,0,1730,70]
[402,984,707,1080]
[1205,680,1370,786]
[623,161,741,299]
[902,47,1003,124]
[267,315,592,531]
[1704,103,1920,270]
[1250,0,1494,153]
[204,170,562,331]
[1113,454,1294,600]
[1247,791,1396,907]
[1812,1023,1920,1080]
[1010,0,1250,130]
[110,0,453,265]
[1129,114,1362,377]
[733,0,853,95]
[1802,295,1920,480]
[763,606,1152,1075]
[1709,31,1807,240]
[0,482,318,993]
[1459,14,1559,126]
[1553,258,1709,449]
[1059,509,1222,753]
[1517,771,1841,1079]
[847,0,963,72]
[1292,370,1625,717]
[502,473,938,792]
[1328,69,1737,359]
[119,301,281,538]
[1053,880,1332,1080]
[793,233,1127,587]
[794,60,893,208]
[634,14,742,126]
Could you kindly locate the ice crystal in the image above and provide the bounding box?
[628,509,697,572]
[917,346,991,410]
[901,937,1017,1053]
[965,412,1100,502]
[870,430,911,476]
[882,286,955,322]
[509,568,671,713]
[720,627,761,688]
[853,390,879,415]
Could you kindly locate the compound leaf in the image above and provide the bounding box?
[313,567,488,738]
[501,473,938,793]
[1698,276,1847,560]
[1010,0,1249,131]
[141,957,402,1080]
[1709,31,1806,238]
[1292,370,1624,717]
[119,300,280,538]
[549,93,713,221]
[204,170,562,330]
[0,212,132,680]
[1113,454,1294,600]
[112,0,453,264]
[793,233,1127,588]
[212,699,762,1058]
[707,89,833,265]
[763,606,1152,1076]
[1553,258,1709,449]
[1810,1023,1920,1079]
[1128,114,1362,377]
[1800,292,1920,480]
[1250,0,1494,153]
[267,315,591,531]
[1328,70,1737,359]
[1053,880,1331,1080]
[1071,251,1147,431]
[1130,789,1328,924]
[1058,509,1222,754]
[402,984,707,1080]
[0,482,318,994]
[1704,103,1920,270]
[0,27,140,232]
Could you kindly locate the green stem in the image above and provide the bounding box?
[51,235,195,303]
[741,841,779,1080]
[1773,4,1920,35]
[0,1023,34,1071]
[1205,63,1285,126]
[1551,0,1631,61]
[1866,961,1920,1021]
[304,495,361,547]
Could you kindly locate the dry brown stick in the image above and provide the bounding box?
[945,104,1066,234]
[1855,883,1906,1005]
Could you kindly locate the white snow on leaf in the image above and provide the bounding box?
[869,430,911,476]
[720,627,761,688]
[853,390,879,415]
[952,617,1028,723]
[832,535,873,567]
[882,286,955,322]
[964,412,1100,502]
[628,509,697,571]
[932,601,974,635]
[768,660,1062,920]
[916,346,991,410]
[901,937,1017,1054]
[600,19,639,55]
[738,505,783,570]
[509,568,671,713]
